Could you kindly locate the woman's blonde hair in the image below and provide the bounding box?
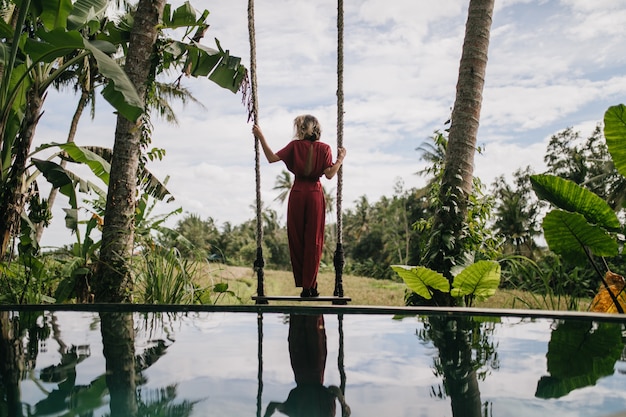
[293,114,321,142]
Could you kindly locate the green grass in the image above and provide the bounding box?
[197,264,592,310]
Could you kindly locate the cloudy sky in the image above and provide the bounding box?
[36,0,626,248]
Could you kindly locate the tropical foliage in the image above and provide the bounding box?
[529,104,626,313]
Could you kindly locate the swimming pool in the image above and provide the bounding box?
[2,305,625,417]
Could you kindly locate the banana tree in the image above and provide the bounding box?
[1,0,246,262]
[27,141,177,302]
[0,0,144,258]
[529,104,626,313]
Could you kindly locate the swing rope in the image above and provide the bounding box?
[249,0,349,303]
[248,0,267,304]
[333,0,346,303]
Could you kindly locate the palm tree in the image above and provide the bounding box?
[273,170,292,204]
[491,169,541,259]
[273,169,335,215]
[423,0,495,306]
[415,130,447,188]
[94,0,167,302]
[94,2,248,301]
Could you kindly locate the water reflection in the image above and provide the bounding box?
[264,314,350,417]
[0,308,623,416]
[100,312,137,416]
[536,319,624,398]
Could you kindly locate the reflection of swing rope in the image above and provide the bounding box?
[256,314,347,415]
[257,312,263,417]
[338,313,347,416]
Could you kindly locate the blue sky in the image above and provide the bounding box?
[36,0,626,247]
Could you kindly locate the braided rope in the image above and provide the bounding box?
[333,0,346,301]
[248,0,266,302]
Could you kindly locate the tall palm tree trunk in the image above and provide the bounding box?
[425,0,495,305]
[94,0,166,302]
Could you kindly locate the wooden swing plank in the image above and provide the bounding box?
[252,295,351,303]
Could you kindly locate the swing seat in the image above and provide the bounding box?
[252,295,351,303]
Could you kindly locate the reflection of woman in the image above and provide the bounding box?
[264,314,350,417]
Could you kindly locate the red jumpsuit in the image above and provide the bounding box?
[276,140,333,290]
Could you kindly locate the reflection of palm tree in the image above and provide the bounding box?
[101,312,199,417]
[419,316,499,417]
[0,311,24,417]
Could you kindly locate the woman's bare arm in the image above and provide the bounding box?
[324,147,347,179]
[252,125,281,163]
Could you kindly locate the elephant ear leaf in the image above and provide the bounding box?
[530,174,619,230]
[450,260,500,300]
[604,104,626,178]
[543,210,618,265]
[391,265,450,300]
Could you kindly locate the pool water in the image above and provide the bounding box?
[1,306,626,417]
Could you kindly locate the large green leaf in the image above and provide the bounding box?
[40,0,73,31]
[25,29,84,63]
[184,42,246,93]
[58,142,110,185]
[604,104,626,178]
[67,0,109,31]
[450,260,500,300]
[139,169,174,203]
[391,265,450,300]
[184,43,221,77]
[0,16,13,38]
[530,174,620,230]
[62,207,79,231]
[542,209,618,264]
[209,59,245,93]
[165,1,199,28]
[32,159,78,208]
[85,39,144,122]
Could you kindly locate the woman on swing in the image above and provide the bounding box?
[253,115,346,297]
